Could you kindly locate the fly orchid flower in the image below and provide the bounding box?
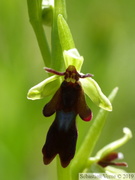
[27,48,112,112]
[27,48,112,167]
[87,127,132,173]
[42,65,93,167]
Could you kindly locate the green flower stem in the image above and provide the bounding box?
[71,87,119,180]
[51,0,67,71]
[57,157,71,180]
[51,1,70,179]
[27,0,51,67]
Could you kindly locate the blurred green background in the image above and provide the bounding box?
[0,0,135,179]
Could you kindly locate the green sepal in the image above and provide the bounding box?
[80,77,112,111]
[27,75,61,100]
[63,48,83,71]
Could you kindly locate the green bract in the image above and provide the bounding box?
[27,48,112,111]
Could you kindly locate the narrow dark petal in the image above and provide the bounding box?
[44,67,65,76]
[78,73,94,78]
[113,162,128,167]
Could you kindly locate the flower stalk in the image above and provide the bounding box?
[51,0,67,70]
[27,0,51,67]
[57,157,71,180]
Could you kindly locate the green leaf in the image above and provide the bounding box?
[57,14,75,51]
[80,77,112,111]
[27,75,61,100]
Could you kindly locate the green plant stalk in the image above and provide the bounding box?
[52,1,71,179]
[57,156,71,180]
[27,0,51,67]
[47,0,71,179]
[51,0,67,71]
[71,87,119,180]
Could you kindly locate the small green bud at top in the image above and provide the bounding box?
[42,0,54,26]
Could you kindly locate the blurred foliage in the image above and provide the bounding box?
[0,0,134,179]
